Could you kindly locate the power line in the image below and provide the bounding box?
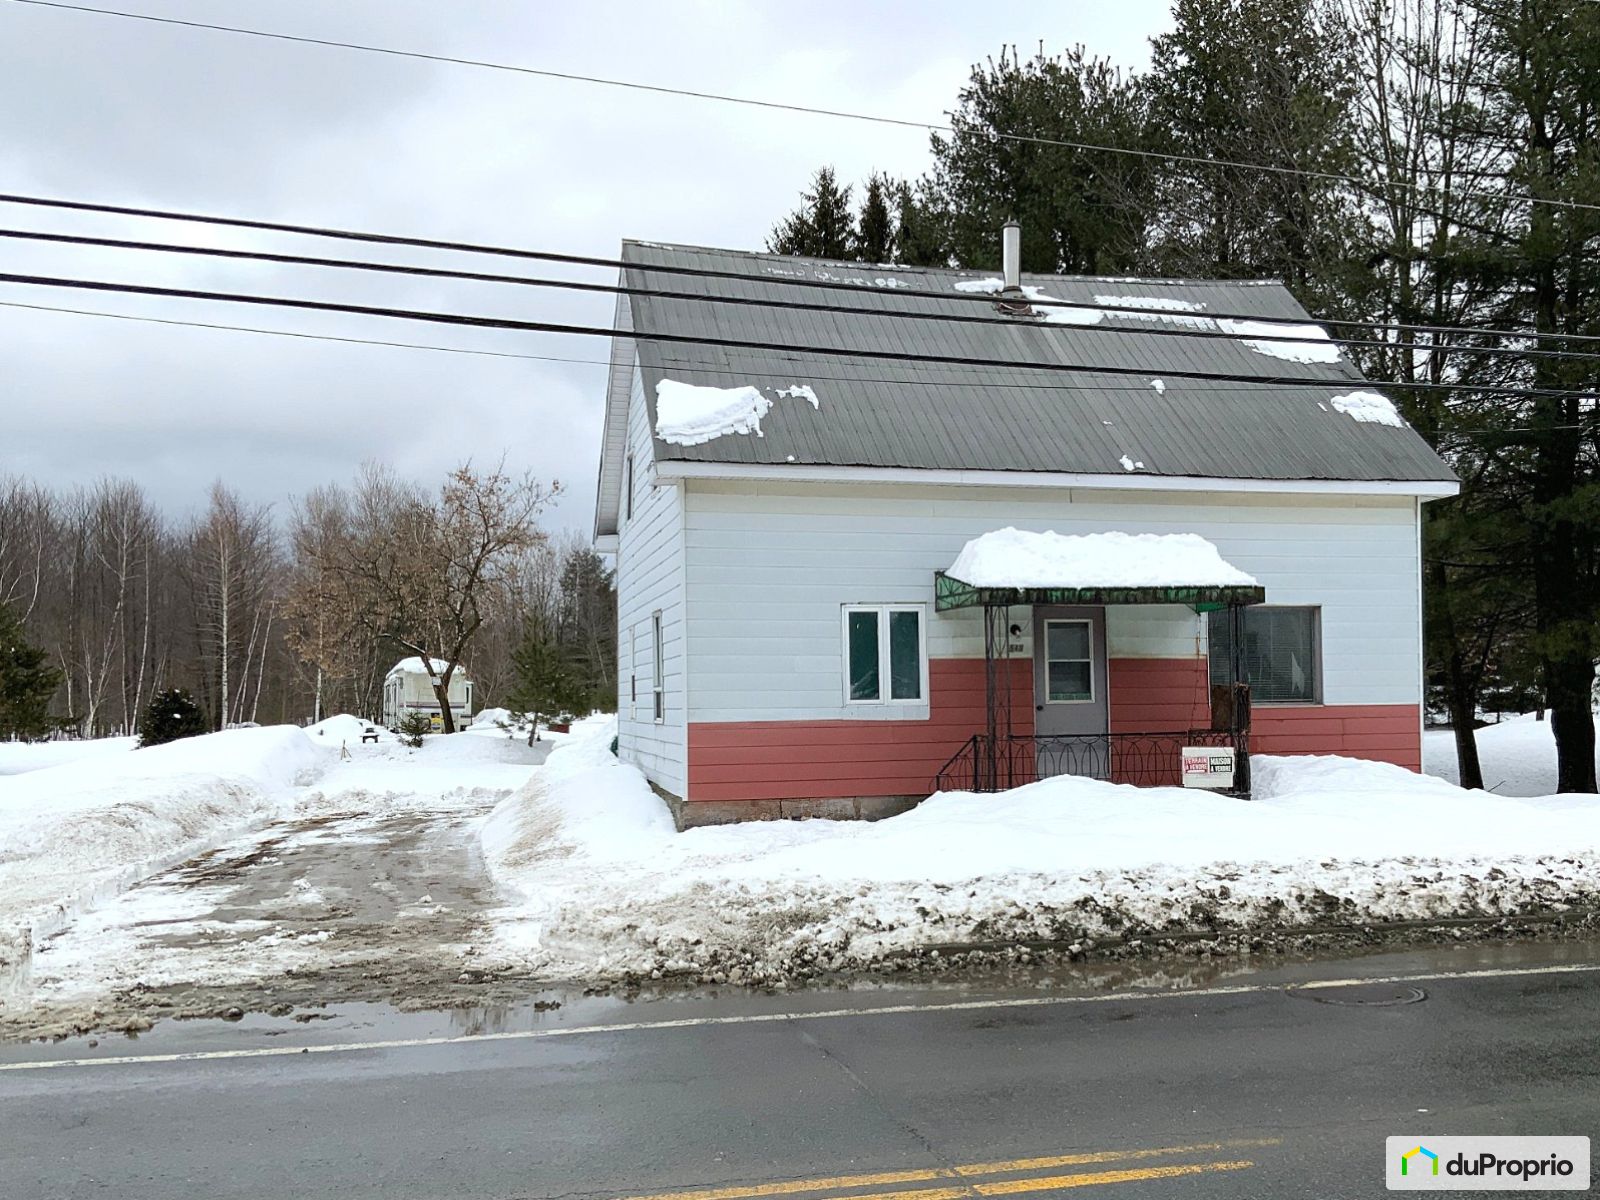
[10,224,1600,366]
[4,295,1580,444]
[0,297,1313,396]
[9,0,1600,219]
[1,191,1593,351]
[0,266,1590,401]
[0,299,613,367]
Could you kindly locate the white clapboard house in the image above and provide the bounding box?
[592,226,1458,826]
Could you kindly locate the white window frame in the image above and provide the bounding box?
[624,454,635,523]
[651,610,665,723]
[841,604,929,706]
[1042,618,1096,705]
[627,625,637,721]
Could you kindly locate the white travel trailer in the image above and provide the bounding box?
[382,657,474,731]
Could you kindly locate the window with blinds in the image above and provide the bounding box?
[1208,606,1320,703]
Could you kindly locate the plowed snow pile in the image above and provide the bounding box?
[481,720,1600,984]
[1,727,331,980]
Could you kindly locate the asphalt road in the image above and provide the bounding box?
[1,943,1596,1200]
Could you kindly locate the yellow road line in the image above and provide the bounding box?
[952,1140,1280,1177]
[612,1142,1277,1200]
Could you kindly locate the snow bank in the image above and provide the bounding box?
[481,731,1600,986]
[1330,390,1405,427]
[654,379,820,446]
[946,528,1257,590]
[0,736,137,778]
[305,713,386,743]
[0,727,331,984]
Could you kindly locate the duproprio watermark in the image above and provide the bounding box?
[1386,1136,1590,1190]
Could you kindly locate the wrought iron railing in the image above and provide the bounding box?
[934,730,1248,796]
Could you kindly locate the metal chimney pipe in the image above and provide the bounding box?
[1002,219,1021,291]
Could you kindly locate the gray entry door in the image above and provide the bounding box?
[1032,606,1110,779]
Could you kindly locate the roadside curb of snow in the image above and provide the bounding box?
[0,769,330,1001]
[490,853,1600,989]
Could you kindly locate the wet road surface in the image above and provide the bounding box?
[1,939,1596,1200]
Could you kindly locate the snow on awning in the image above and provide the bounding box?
[935,528,1265,612]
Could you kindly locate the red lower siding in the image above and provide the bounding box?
[687,656,1422,805]
[687,658,1030,802]
[1251,704,1422,770]
[1110,655,1421,769]
[1108,657,1212,733]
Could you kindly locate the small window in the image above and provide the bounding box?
[628,626,637,720]
[1043,619,1094,703]
[624,454,635,523]
[1209,606,1320,703]
[652,610,665,722]
[843,605,925,704]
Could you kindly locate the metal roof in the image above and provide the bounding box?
[619,240,1457,485]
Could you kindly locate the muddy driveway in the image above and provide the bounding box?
[2,737,557,1040]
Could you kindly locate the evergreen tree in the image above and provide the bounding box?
[1145,0,1367,310]
[507,617,586,743]
[137,688,207,748]
[0,601,61,742]
[926,45,1159,275]
[854,172,897,263]
[767,166,857,258]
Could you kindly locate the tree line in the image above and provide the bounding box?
[769,0,1600,791]
[0,466,615,740]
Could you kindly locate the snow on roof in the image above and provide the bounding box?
[655,378,821,446]
[1330,390,1405,427]
[946,528,1259,590]
[1217,319,1342,364]
[386,656,466,680]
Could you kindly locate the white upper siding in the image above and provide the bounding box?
[614,365,687,796]
[682,481,1422,723]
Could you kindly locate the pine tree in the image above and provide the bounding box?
[0,601,61,742]
[137,688,207,748]
[507,617,586,744]
[767,166,857,258]
[854,173,896,263]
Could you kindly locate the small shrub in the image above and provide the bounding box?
[397,711,433,748]
[138,689,208,748]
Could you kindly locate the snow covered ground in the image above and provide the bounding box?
[0,736,138,777]
[3,725,546,1034]
[480,719,1600,985]
[0,726,332,985]
[1423,713,1593,797]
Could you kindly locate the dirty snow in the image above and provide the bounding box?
[1330,390,1405,427]
[1216,319,1341,364]
[0,726,332,982]
[945,528,1256,590]
[479,721,1600,986]
[951,277,1104,325]
[4,728,546,1030]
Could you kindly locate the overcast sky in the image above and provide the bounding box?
[2,0,1174,534]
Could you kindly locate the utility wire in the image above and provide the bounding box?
[5,295,1587,443]
[0,266,1590,401]
[10,0,1600,219]
[1,190,1593,351]
[10,224,1600,365]
[0,297,1312,396]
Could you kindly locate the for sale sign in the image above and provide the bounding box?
[1181,745,1235,789]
